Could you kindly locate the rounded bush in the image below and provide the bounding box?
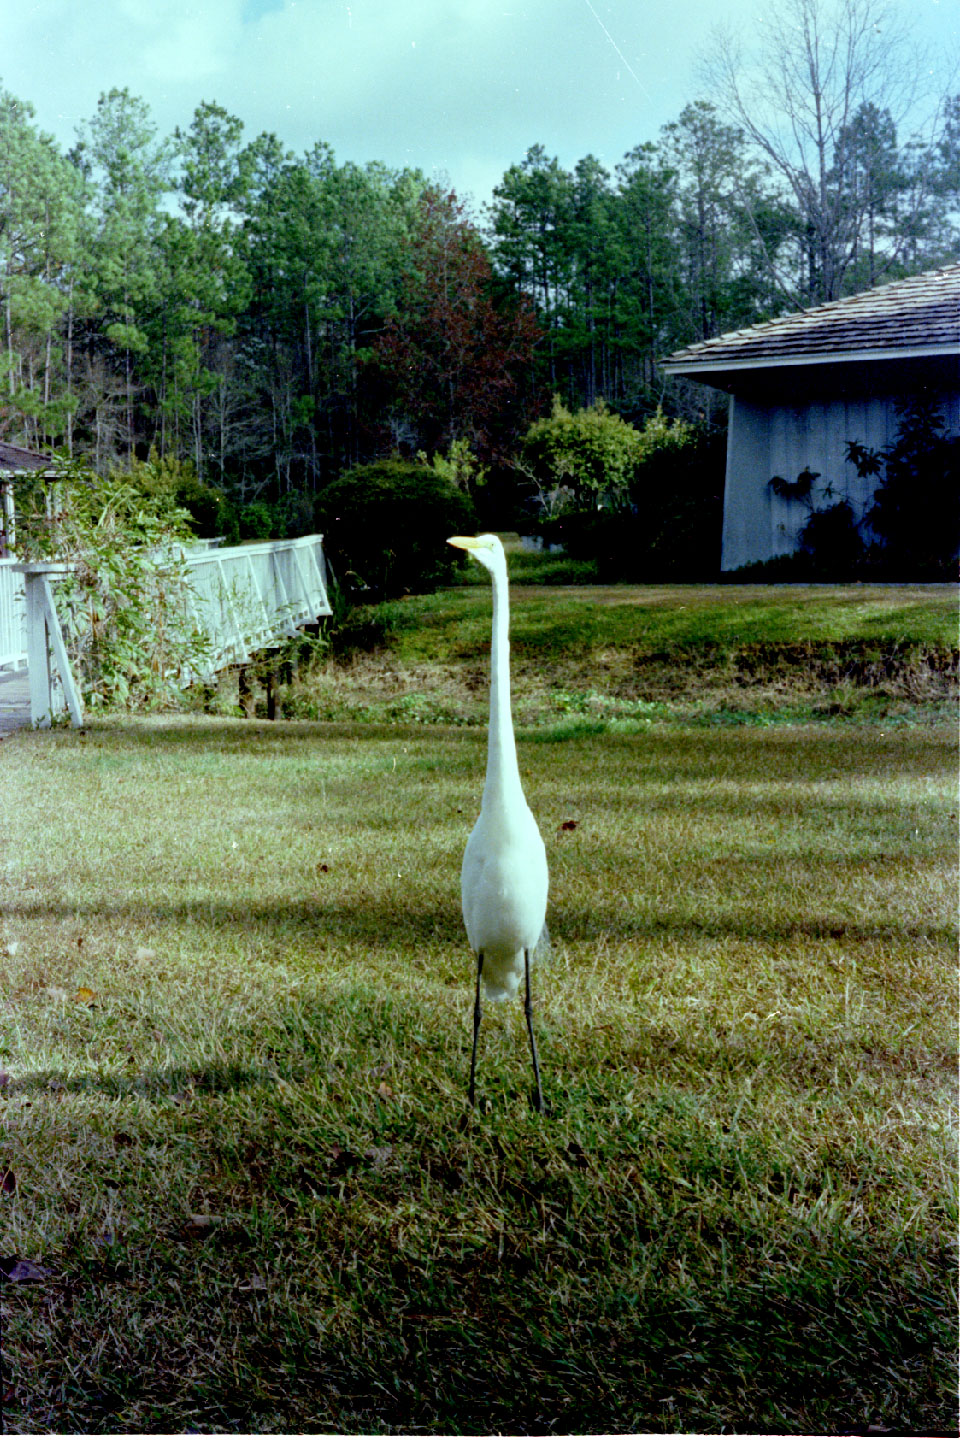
[239,501,275,541]
[318,459,474,600]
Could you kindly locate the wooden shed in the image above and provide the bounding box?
[661,265,960,572]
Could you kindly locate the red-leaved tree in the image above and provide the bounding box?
[373,189,541,462]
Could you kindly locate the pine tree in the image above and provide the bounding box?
[71,89,171,462]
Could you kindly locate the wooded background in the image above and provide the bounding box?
[1,0,957,527]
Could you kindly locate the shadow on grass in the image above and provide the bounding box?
[553,900,956,946]
[3,893,464,947]
[5,956,956,1112]
[4,929,956,1434]
[45,709,958,765]
[3,1059,278,1102]
[4,890,955,950]
[67,717,476,748]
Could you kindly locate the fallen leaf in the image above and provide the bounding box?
[0,1257,47,1283]
[73,986,96,1005]
[134,946,157,963]
[377,1081,394,1101]
[183,1214,220,1239]
[327,1146,362,1176]
[1,1169,15,1194]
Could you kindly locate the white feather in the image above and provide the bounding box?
[461,793,548,999]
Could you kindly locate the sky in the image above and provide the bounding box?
[1,0,957,215]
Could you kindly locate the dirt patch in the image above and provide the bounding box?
[628,641,958,702]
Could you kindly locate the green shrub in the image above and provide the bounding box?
[798,501,867,576]
[630,426,725,577]
[274,490,316,538]
[850,397,960,577]
[417,438,488,499]
[16,458,212,708]
[129,449,237,541]
[737,401,960,583]
[743,400,960,583]
[543,426,725,581]
[238,500,275,541]
[318,458,474,600]
[521,396,643,509]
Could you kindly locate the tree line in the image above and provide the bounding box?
[0,0,957,528]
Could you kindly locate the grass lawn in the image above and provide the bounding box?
[1,578,957,1434]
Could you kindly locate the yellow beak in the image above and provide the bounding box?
[447,535,482,551]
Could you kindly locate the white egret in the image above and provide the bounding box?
[447,534,549,1112]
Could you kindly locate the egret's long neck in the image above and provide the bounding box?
[484,562,523,808]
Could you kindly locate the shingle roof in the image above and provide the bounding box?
[662,263,960,375]
[0,441,56,474]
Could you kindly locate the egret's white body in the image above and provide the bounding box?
[447,533,548,1107]
[461,799,547,1000]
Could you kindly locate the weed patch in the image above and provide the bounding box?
[293,583,958,731]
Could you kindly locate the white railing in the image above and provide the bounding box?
[0,535,332,724]
[178,535,332,672]
[0,559,27,671]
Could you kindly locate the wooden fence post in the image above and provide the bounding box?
[12,563,84,729]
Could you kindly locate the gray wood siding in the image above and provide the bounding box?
[721,390,960,571]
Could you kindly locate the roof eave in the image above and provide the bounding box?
[661,341,959,378]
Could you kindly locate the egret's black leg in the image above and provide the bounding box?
[468,951,484,1108]
[524,948,543,1113]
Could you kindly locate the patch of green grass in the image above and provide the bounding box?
[1,716,956,1434]
[335,582,958,665]
[451,541,599,587]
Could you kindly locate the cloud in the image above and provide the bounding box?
[0,0,678,181]
[2,0,956,211]
[114,0,245,85]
